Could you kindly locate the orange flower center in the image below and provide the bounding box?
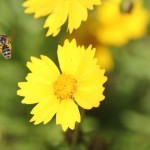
[53,74,77,100]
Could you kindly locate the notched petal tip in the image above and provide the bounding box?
[22,2,28,7]
[17,90,21,96]
[40,55,47,59]
[87,44,92,50]
[101,95,105,101]
[64,39,70,45]
[104,76,107,82]
[93,102,100,108]
[21,100,26,104]
[70,38,77,44]
[34,121,41,125]
[18,82,25,87]
[30,56,40,62]
[62,127,68,132]
[30,117,34,123]
[17,82,21,87]
[26,61,32,67]
[64,38,77,48]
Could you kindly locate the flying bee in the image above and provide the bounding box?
[0,34,12,59]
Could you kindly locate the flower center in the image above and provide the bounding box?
[53,74,77,100]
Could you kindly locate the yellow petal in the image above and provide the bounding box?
[57,39,85,74]
[56,99,80,131]
[21,97,39,104]
[43,0,69,36]
[17,82,52,99]
[30,95,59,124]
[74,69,107,109]
[68,0,88,33]
[27,56,60,83]
[23,0,54,17]
[80,0,101,9]
[40,55,60,74]
[74,86,105,109]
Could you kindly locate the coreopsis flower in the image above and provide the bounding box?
[96,0,149,46]
[23,0,101,36]
[17,39,107,131]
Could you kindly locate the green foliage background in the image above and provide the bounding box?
[0,0,150,150]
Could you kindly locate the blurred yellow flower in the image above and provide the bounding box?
[23,0,101,36]
[17,39,107,131]
[95,46,114,72]
[96,0,149,46]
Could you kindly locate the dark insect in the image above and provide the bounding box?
[121,0,134,14]
[0,34,12,59]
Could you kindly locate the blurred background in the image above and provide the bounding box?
[0,0,150,149]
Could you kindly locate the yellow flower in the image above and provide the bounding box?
[23,0,101,37]
[95,46,114,72]
[96,0,149,46]
[17,39,107,131]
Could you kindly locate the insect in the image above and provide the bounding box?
[0,34,12,59]
[121,0,134,14]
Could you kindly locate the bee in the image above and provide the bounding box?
[0,34,12,59]
[121,0,134,14]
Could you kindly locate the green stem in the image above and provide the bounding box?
[71,122,79,150]
[71,109,85,150]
